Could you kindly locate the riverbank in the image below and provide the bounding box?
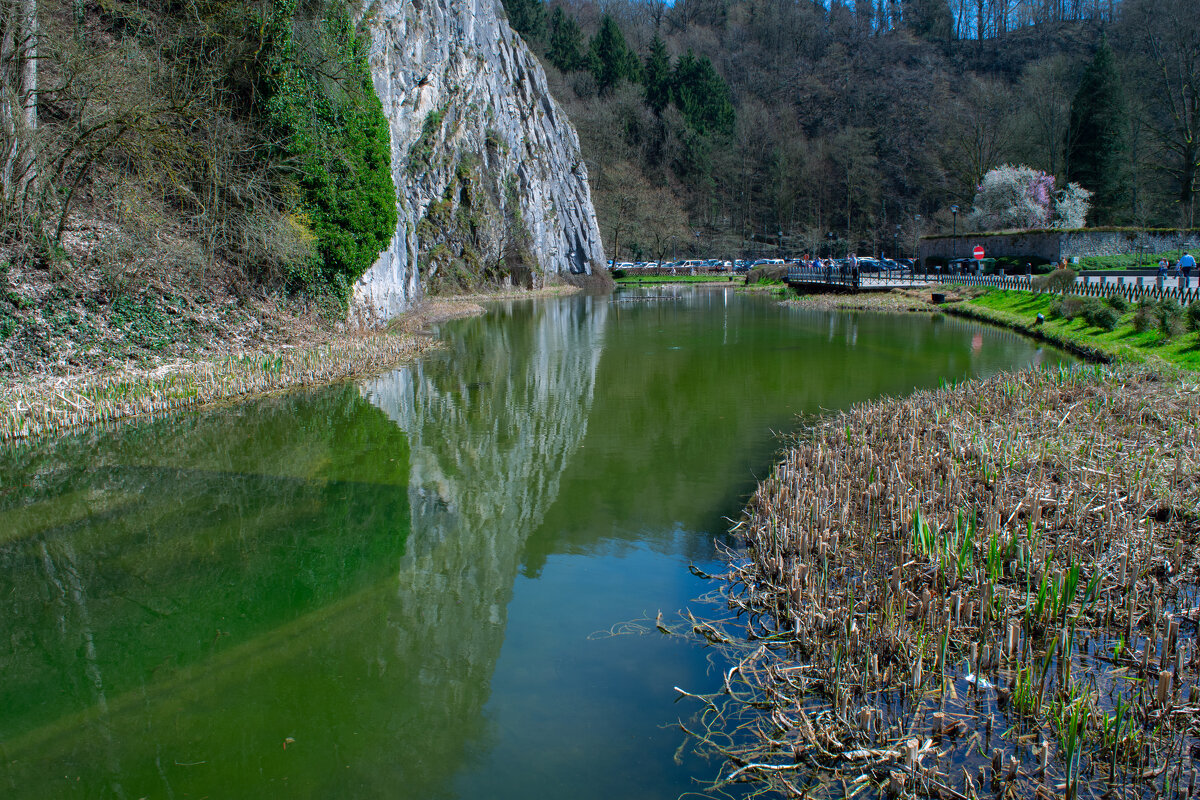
[784,285,978,313]
[686,364,1200,799]
[782,283,1200,372]
[947,288,1200,372]
[0,295,515,443]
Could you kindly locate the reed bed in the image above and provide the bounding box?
[785,290,937,314]
[681,365,1200,799]
[0,330,442,442]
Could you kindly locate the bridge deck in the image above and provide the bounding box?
[784,268,932,292]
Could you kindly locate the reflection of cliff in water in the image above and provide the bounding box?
[361,294,608,684]
[0,293,604,800]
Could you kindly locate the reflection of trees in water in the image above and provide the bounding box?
[361,296,607,716]
[0,387,417,798]
[0,297,609,799]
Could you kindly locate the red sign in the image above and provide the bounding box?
[973,246,985,260]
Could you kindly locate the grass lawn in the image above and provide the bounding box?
[1078,250,1186,270]
[615,274,742,285]
[957,288,1200,371]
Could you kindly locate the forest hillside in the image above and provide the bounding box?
[501,0,1198,263]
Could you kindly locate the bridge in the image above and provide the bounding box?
[785,266,931,292]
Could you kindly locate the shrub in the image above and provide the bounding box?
[1159,299,1186,338]
[1084,303,1120,331]
[1188,302,1200,332]
[261,0,397,301]
[611,268,627,279]
[1134,300,1160,333]
[1051,295,1087,320]
[1033,267,1077,293]
[1105,294,1131,313]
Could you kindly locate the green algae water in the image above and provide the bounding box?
[0,287,1074,799]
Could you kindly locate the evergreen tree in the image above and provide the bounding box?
[907,0,953,43]
[1065,36,1129,225]
[643,35,673,114]
[501,0,546,40]
[547,7,585,72]
[672,50,735,137]
[588,15,640,94]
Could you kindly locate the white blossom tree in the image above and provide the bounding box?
[969,164,1091,231]
[1053,183,1093,229]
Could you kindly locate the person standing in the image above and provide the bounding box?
[1180,251,1195,288]
[1157,258,1168,289]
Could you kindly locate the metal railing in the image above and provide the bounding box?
[945,273,1197,307]
[785,266,861,289]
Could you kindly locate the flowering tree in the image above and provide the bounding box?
[1053,183,1093,229]
[968,164,1091,230]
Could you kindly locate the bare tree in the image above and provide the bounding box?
[1120,0,1200,227]
[941,75,1015,202]
[1013,55,1077,177]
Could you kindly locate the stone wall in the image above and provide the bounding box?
[919,229,1200,264]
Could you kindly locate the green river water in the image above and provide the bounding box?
[0,287,1074,799]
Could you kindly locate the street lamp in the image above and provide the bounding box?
[894,224,901,260]
[694,230,701,256]
[914,215,923,276]
[778,230,784,261]
[825,231,835,258]
[950,204,960,257]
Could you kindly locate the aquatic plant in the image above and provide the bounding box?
[673,365,1200,800]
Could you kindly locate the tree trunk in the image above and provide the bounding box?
[2,0,37,211]
[2,2,18,202]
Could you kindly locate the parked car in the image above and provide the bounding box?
[948,257,996,275]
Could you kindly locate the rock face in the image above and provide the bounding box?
[352,0,608,321]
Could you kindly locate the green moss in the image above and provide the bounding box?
[409,107,447,168]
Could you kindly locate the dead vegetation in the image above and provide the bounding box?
[678,366,1200,799]
[0,298,487,442]
[784,286,986,314]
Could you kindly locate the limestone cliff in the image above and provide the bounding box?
[352,0,608,320]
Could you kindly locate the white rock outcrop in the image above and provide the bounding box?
[353,0,607,321]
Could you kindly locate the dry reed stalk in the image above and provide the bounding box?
[679,365,1200,799]
[0,328,447,443]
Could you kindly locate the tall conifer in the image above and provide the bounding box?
[588,15,639,94]
[547,7,585,72]
[643,36,672,114]
[908,0,953,43]
[501,0,546,40]
[672,50,735,137]
[1066,36,1129,225]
